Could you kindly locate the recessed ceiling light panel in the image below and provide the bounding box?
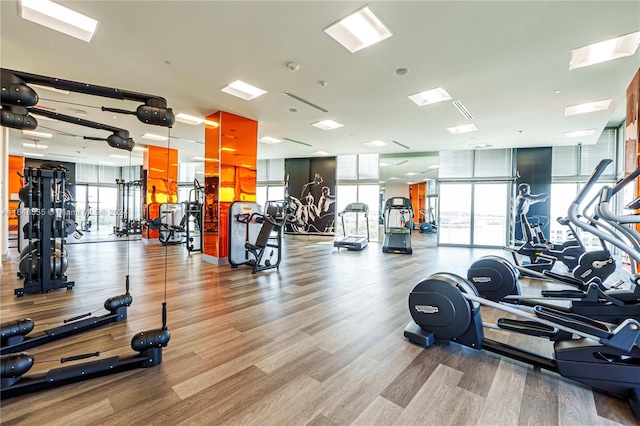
[311,119,344,130]
[22,130,53,139]
[364,140,387,147]
[570,31,640,70]
[312,151,331,156]
[408,87,452,106]
[565,99,612,116]
[447,124,478,134]
[23,152,45,157]
[142,133,168,141]
[564,129,597,138]
[220,80,267,101]
[324,6,393,53]
[22,142,48,149]
[259,136,282,144]
[20,0,99,42]
[175,113,205,125]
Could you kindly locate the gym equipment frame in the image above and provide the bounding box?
[1,304,170,399]
[2,278,132,355]
[404,272,640,420]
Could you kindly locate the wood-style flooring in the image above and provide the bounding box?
[1,232,638,425]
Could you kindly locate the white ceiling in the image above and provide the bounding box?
[1,1,639,183]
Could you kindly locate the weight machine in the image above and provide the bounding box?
[16,168,74,296]
[114,179,143,237]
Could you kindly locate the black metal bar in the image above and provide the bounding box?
[481,338,558,372]
[1,312,122,355]
[2,68,167,104]
[0,355,149,399]
[30,108,129,135]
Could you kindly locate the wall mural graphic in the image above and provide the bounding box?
[513,147,552,243]
[284,157,336,235]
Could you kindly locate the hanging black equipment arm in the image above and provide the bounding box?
[30,107,135,151]
[0,68,175,127]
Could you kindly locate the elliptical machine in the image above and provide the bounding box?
[505,160,622,291]
[468,160,640,323]
[404,272,640,420]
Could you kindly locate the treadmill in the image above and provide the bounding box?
[334,202,370,251]
[382,197,413,254]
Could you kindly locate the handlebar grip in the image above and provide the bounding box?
[574,159,612,205]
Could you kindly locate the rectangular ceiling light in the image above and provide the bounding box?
[175,113,205,125]
[132,146,147,151]
[23,152,45,157]
[99,161,115,165]
[220,80,267,101]
[447,124,478,134]
[570,31,640,70]
[110,154,128,158]
[364,140,387,147]
[22,142,48,149]
[565,99,612,116]
[20,0,99,43]
[311,119,344,130]
[28,83,70,95]
[205,119,220,128]
[324,6,393,53]
[259,136,282,144]
[408,87,452,106]
[22,130,53,139]
[564,129,597,138]
[142,132,168,141]
[312,151,331,156]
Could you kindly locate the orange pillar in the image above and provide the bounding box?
[8,155,24,234]
[142,145,178,239]
[202,111,257,264]
[409,182,425,224]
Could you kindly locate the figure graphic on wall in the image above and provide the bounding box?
[317,186,335,214]
[284,172,335,234]
[515,182,549,241]
[515,183,548,218]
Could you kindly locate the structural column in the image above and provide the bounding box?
[143,145,178,239]
[202,111,257,264]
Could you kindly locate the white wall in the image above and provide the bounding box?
[381,182,410,201]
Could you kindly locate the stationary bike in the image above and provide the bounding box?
[404,272,640,420]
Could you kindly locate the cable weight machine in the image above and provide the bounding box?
[16,168,74,296]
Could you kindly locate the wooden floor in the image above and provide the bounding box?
[1,233,638,426]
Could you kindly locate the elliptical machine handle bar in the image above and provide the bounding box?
[610,166,640,197]
[574,159,613,205]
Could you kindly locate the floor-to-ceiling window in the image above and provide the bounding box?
[549,131,618,251]
[473,183,508,246]
[257,158,285,211]
[438,149,512,247]
[336,154,380,241]
[439,183,472,245]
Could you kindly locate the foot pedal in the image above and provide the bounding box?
[404,321,435,347]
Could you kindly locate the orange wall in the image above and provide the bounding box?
[409,182,425,223]
[8,155,24,232]
[143,145,178,238]
[203,111,257,259]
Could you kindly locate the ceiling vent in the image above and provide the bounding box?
[392,140,411,150]
[283,137,312,147]
[283,92,328,113]
[452,100,473,120]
